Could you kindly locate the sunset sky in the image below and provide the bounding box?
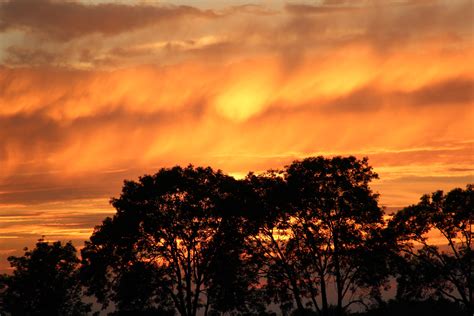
[0,0,473,272]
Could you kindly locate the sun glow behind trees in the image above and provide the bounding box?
[1,157,472,315]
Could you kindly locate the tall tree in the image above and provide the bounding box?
[388,184,473,315]
[81,165,264,316]
[248,157,390,316]
[286,156,389,316]
[0,239,91,316]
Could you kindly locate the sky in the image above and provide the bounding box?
[0,0,473,272]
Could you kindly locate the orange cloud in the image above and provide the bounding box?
[0,0,472,272]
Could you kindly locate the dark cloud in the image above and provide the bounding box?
[0,106,205,162]
[0,0,217,41]
[322,77,473,113]
[286,0,441,15]
[284,0,472,52]
[0,105,213,205]
[285,3,363,15]
[223,4,277,16]
[0,175,117,204]
[245,77,473,119]
[411,78,473,106]
[449,167,474,172]
[0,0,471,68]
[3,46,57,66]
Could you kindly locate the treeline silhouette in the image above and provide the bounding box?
[0,156,472,316]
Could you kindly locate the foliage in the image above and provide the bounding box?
[0,239,91,316]
[81,165,265,316]
[247,156,392,316]
[353,298,466,316]
[388,184,473,314]
[1,157,471,316]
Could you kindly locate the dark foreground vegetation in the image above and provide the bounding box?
[0,156,472,316]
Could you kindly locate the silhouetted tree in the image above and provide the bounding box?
[4,159,472,316]
[81,166,265,316]
[290,156,392,315]
[203,214,268,315]
[0,239,91,316]
[388,184,473,315]
[248,157,391,316]
[246,169,309,313]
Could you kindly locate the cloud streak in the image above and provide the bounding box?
[0,0,217,41]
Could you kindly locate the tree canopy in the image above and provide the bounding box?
[0,157,471,316]
[0,239,91,316]
[388,184,473,314]
[80,165,265,316]
[247,157,391,315]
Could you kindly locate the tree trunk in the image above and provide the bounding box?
[333,231,344,316]
[320,274,329,316]
[204,296,210,316]
[291,276,305,310]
